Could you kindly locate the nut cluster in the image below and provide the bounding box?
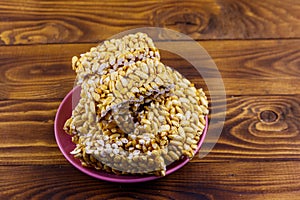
[64,32,209,176]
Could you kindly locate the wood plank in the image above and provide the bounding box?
[0,0,299,45]
[1,162,300,199]
[0,95,299,165]
[0,100,66,165]
[0,40,299,99]
[200,95,300,162]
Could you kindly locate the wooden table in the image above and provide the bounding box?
[1,0,299,199]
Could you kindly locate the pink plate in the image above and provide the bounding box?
[54,86,208,183]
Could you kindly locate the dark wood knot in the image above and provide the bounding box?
[259,110,278,123]
[150,6,211,35]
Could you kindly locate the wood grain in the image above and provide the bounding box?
[204,95,300,162]
[0,39,299,100]
[0,100,65,165]
[1,95,299,165]
[1,1,299,199]
[0,0,299,45]
[1,162,300,199]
